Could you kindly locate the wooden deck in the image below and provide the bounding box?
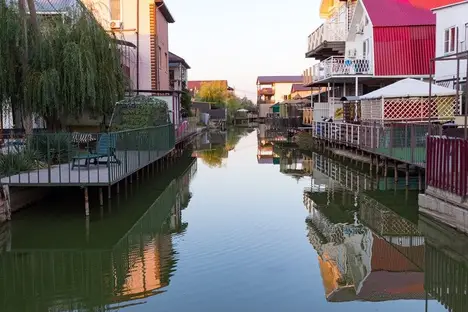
[0,150,171,186]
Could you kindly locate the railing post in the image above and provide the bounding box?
[389,124,394,157]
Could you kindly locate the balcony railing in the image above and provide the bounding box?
[312,56,373,82]
[258,88,275,96]
[307,22,347,53]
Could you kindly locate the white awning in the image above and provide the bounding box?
[360,78,457,99]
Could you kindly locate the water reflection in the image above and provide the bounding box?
[275,147,435,305]
[0,154,197,312]
[194,128,253,167]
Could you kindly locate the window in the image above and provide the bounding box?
[110,0,121,20]
[363,39,369,59]
[465,23,468,51]
[444,26,457,53]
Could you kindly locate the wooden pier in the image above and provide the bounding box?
[0,119,202,218]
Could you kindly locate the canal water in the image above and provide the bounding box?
[0,128,466,311]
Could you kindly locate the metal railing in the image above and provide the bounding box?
[307,22,347,53]
[176,117,198,143]
[426,136,468,197]
[312,56,373,82]
[0,124,177,186]
[311,121,442,166]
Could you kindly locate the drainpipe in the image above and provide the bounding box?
[136,0,140,93]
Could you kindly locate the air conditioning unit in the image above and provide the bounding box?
[356,23,364,34]
[110,20,123,30]
[347,49,357,58]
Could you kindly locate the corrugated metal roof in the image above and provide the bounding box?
[257,76,303,84]
[35,0,76,12]
[362,0,435,27]
[410,0,465,10]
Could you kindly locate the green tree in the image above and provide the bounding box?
[0,1,127,131]
[181,88,192,116]
[196,81,229,104]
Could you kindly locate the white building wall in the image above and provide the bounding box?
[434,2,468,84]
[345,0,374,74]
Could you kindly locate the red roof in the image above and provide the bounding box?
[257,76,303,84]
[409,0,465,10]
[362,0,435,27]
[291,84,310,93]
[188,80,228,91]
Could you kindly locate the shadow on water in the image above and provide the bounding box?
[274,144,468,310]
[0,150,198,312]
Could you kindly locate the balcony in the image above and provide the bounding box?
[258,88,275,96]
[311,56,373,83]
[306,22,347,60]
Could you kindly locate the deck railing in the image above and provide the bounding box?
[312,56,372,82]
[0,124,179,186]
[311,121,442,166]
[307,22,347,53]
[426,136,468,197]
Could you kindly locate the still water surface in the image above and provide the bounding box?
[0,129,466,311]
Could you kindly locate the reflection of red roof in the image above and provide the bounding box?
[362,0,435,27]
[357,271,425,301]
[371,235,422,272]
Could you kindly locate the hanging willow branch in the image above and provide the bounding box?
[0,0,127,128]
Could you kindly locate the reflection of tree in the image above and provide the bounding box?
[199,146,227,168]
[226,127,252,151]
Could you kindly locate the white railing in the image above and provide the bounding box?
[307,22,347,53]
[312,56,373,82]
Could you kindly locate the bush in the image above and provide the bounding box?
[0,146,46,176]
[27,132,74,164]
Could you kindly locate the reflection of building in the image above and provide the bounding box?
[0,159,198,311]
[305,196,426,302]
[256,124,280,164]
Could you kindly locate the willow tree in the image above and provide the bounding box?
[0,0,127,131]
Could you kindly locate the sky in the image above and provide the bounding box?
[165,0,321,100]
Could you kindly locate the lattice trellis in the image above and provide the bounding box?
[359,195,421,236]
[361,96,458,121]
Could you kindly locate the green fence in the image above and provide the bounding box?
[0,124,175,186]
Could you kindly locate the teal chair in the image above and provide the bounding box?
[72,133,121,169]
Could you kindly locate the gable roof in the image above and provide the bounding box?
[360,78,457,99]
[257,76,303,84]
[291,84,310,93]
[361,0,435,27]
[169,52,190,69]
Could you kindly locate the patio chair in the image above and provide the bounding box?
[71,133,121,169]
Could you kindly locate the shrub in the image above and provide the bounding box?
[0,146,46,176]
[27,132,74,164]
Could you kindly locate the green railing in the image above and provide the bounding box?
[0,124,175,186]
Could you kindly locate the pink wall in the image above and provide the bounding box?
[156,9,170,90]
[87,1,171,91]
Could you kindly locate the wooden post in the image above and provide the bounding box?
[84,187,89,216]
[116,182,120,194]
[108,185,112,199]
[394,161,398,183]
[99,188,103,206]
[384,159,388,177]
